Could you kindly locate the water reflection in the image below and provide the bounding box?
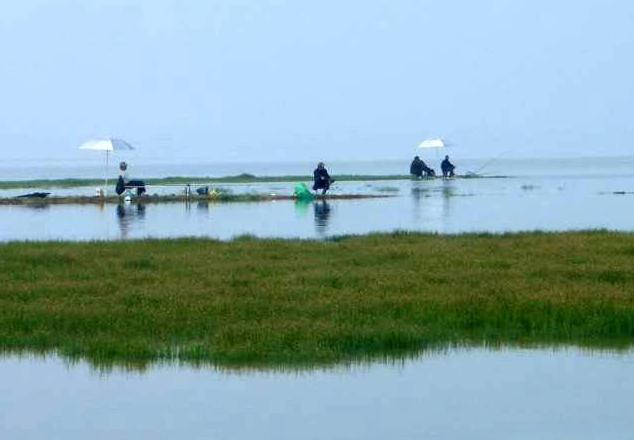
[2,347,633,440]
[441,180,454,220]
[313,200,331,236]
[21,202,50,211]
[1,342,632,375]
[409,180,457,224]
[116,203,146,239]
[3,172,634,242]
[410,181,436,223]
[410,182,424,222]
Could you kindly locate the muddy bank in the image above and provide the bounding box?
[0,193,391,206]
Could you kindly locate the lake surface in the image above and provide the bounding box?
[1,157,634,241]
[1,347,633,440]
[3,158,633,439]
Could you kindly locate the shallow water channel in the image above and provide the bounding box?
[1,347,632,439]
[1,171,634,241]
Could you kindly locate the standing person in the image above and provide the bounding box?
[115,161,128,195]
[313,162,334,195]
[116,161,146,196]
[441,155,456,178]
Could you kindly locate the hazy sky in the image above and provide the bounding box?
[1,0,633,162]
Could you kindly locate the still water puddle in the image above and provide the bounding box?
[1,347,632,439]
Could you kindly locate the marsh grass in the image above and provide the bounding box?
[373,186,401,193]
[0,173,509,190]
[1,231,633,369]
[0,175,410,190]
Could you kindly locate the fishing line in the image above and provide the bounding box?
[470,150,512,175]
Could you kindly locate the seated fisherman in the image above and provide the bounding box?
[441,155,456,178]
[410,156,435,178]
[313,162,334,195]
[116,161,146,196]
[410,156,424,178]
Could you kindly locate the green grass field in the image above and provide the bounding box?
[1,231,633,369]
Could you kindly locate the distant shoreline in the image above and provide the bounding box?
[0,173,508,190]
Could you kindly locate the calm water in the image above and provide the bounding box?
[1,157,634,241]
[1,348,633,440]
[3,158,633,439]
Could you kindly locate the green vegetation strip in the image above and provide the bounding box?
[0,174,406,189]
[0,173,504,190]
[1,231,633,369]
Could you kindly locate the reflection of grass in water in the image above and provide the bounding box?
[374,186,400,193]
[1,231,634,371]
[411,187,474,198]
[5,341,626,375]
[521,184,540,191]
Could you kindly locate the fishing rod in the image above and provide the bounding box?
[468,150,511,176]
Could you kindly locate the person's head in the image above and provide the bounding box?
[119,161,128,171]
[445,155,449,160]
[317,162,325,169]
[414,156,420,160]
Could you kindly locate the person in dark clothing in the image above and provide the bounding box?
[116,161,146,196]
[441,155,455,178]
[115,175,126,195]
[313,162,334,194]
[410,156,424,177]
[410,156,435,178]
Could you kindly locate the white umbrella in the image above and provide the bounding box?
[79,138,135,194]
[417,138,451,174]
[417,137,446,149]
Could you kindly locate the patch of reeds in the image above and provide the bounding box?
[1,231,632,369]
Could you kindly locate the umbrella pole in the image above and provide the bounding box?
[105,150,109,196]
